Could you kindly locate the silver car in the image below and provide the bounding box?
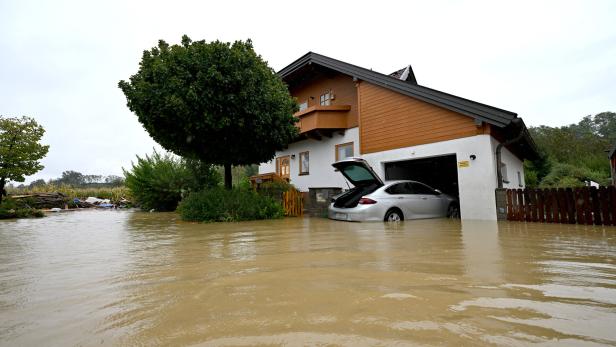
[328,158,459,222]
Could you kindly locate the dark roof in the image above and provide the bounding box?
[279,52,517,128]
[389,65,417,84]
[278,52,538,159]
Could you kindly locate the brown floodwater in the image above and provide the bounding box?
[1,210,616,346]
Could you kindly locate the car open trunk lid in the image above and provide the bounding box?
[331,158,384,188]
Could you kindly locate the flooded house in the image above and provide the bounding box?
[258,53,538,220]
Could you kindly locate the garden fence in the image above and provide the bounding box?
[282,188,304,217]
[506,186,616,225]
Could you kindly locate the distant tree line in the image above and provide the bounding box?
[18,170,125,189]
[525,111,615,187]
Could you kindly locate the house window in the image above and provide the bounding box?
[298,100,308,112]
[500,162,509,183]
[517,171,522,187]
[319,91,331,106]
[335,142,354,161]
[299,151,309,175]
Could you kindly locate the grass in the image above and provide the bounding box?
[0,198,44,219]
[8,184,131,202]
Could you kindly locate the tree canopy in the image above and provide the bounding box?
[118,35,298,188]
[525,111,615,187]
[0,116,49,202]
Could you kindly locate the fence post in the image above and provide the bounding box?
[536,189,545,222]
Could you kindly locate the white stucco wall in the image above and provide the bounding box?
[260,131,527,221]
[491,137,525,189]
[258,127,359,191]
[361,135,500,220]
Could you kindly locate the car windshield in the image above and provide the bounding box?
[342,165,375,183]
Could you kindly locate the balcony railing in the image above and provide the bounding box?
[294,105,351,135]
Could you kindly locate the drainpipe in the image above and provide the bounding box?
[496,119,524,189]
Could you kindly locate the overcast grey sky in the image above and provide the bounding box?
[1,0,615,183]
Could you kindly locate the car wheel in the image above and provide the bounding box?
[447,203,460,219]
[384,208,404,222]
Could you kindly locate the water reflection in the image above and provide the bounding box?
[1,211,615,346]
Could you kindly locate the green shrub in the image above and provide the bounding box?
[0,198,44,219]
[123,150,220,211]
[539,162,610,188]
[178,187,284,222]
[257,180,293,201]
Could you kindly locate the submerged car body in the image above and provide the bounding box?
[328,158,458,222]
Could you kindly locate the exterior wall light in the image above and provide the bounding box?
[470,154,477,160]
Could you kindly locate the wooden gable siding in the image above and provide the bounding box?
[358,82,485,154]
[290,73,358,128]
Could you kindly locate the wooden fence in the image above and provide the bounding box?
[282,188,304,217]
[506,186,616,225]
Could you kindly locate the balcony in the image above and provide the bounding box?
[294,105,351,140]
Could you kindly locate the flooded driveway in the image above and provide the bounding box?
[1,210,616,346]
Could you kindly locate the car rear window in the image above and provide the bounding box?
[342,165,375,183]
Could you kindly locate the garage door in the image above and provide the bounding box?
[384,154,459,198]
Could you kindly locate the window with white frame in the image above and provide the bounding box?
[319,91,331,106]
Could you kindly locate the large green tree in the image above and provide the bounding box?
[0,116,49,203]
[525,111,615,187]
[119,36,298,189]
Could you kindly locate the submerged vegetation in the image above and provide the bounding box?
[0,198,44,219]
[178,187,284,222]
[123,150,220,211]
[122,150,285,222]
[9,184,131,202]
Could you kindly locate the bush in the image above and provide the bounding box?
[539,162,610,188]
[257,180,293,201]
[123,150,220,211]
[178,187,284,222]
[0,198,44,219]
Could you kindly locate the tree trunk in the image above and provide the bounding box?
[0,177,5,204]
[224,163,232,190]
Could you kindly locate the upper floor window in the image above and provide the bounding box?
[335,142,354,161]
[298,100,308,111]
[320,91,331,106]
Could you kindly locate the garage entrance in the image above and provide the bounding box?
[384,154,459,198]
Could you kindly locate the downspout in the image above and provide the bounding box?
[496,119,525,189]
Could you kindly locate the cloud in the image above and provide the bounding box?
[1,0,615,183]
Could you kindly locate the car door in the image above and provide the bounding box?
[410,182,444,218]
[384,182,420,218]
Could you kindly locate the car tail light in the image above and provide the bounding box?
[358,197,377,205]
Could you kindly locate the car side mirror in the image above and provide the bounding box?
[434,189,442,195]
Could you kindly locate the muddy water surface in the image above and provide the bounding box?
[1,210,616,346]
